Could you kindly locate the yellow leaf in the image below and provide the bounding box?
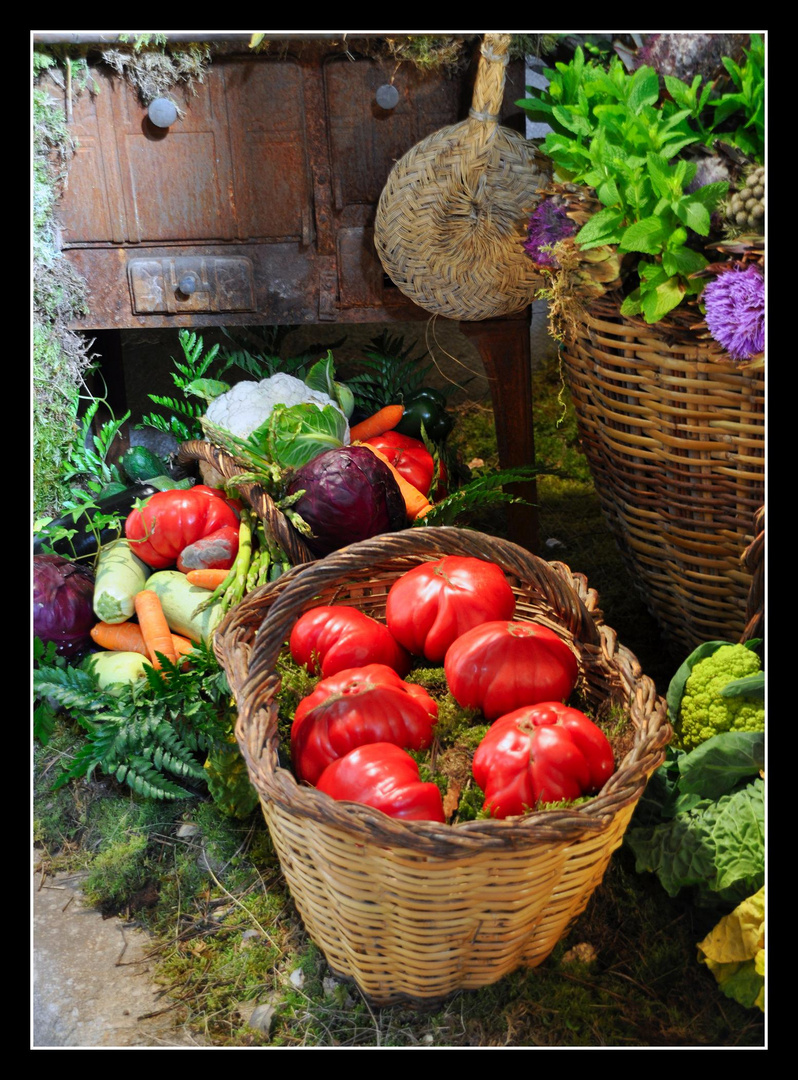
[698,887,765,965]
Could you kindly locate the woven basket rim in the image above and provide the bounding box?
[217,526,670,858]
[562,287,765,370]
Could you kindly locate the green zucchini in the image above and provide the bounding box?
[144,570,224,643]
[93,540,152,624]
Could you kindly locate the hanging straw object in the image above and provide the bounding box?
[374,33,549,321]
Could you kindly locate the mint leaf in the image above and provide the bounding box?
[675,196,712,235]
[640,271,685,323]
[575,206,625,248]
[618,216,670,255]
[628,66,660,112]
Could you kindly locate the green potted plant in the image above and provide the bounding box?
[517,33,765,652]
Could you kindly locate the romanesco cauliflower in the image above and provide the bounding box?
[677,643,764,751]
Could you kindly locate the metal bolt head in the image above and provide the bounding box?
[148,98,178,128]
[375,84,399,110]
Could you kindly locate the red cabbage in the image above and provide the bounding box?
[286,446,407,556]
[33,554,96,660]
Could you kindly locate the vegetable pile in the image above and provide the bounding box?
[278,555,619,824]
[625,637,765,1013]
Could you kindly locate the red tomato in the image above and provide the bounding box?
[443,619,578,721]
[125,486,239,569]
[363,431,434,496]
[316,742,446,822]
[385,556,516,662]
[291,664,438,786]
[472,702,615,818]
[289,605,410,678]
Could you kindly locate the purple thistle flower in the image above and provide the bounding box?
[524,201,576,267]
[703,265,765,361]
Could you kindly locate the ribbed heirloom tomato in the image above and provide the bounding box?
[289,605,410,678]
[472,702,615,818]
[385,556,516,662]
[291,663,439,786]
[444,619,579,720]
[125,485,239,569]
[316,742,446,822]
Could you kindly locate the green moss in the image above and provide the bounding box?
[82,832,149,911]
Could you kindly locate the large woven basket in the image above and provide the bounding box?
[215,527,669,1006]
[558,294,765,655]
[374,34,549,321]
[178,438,316,566]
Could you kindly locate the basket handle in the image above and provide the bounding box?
[177,439,316,566]
[468,33,511,129]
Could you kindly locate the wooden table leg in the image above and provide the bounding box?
[460,312,539,554]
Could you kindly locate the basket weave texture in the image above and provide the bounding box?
[178,439,315,566]
[558,294,765,655]
[215,527,669,1005]
[374,34,549,321]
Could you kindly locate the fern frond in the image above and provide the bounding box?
[114,759,193,800]
[33,662,105,714]
[416,467,539,527]
[347,332,436,409]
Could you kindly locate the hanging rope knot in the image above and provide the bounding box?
[468,108,501,123]
[480,42,510,65]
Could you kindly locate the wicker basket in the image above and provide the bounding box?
[178,438,316,566]
[215,526,669,1006]
[558,294,765,655]
[373,34,549,321]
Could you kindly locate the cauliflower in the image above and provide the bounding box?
[205,373,349,440]
[677,643,764,752]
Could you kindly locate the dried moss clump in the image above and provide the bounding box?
[99,40,212,105]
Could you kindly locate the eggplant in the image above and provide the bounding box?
[33,484,159,559]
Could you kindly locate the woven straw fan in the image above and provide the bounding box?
[374,33,550,322]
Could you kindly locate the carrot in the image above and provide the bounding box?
[91,620,195,665]
[349,404,404,443]
[91,620,148,654]
[358,442,432,521]
[185,568,230,590]
[134,589,177,669]
[170,633,196,662]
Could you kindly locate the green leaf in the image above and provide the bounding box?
[619,289,643,318]
[183,378,230,403]
[304,350,338,399]
[551,106,593,136]
[677,731,765,800]
[625,778,764,905]
[628,65,660,113]
[662,245,707,278]
[575,206,625,248]
[674,196,711,236]
[640,271,686,323]
[264,402,348,469]
[720,672,765,700]
[645,153,676,199]
[618,216,669,255]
